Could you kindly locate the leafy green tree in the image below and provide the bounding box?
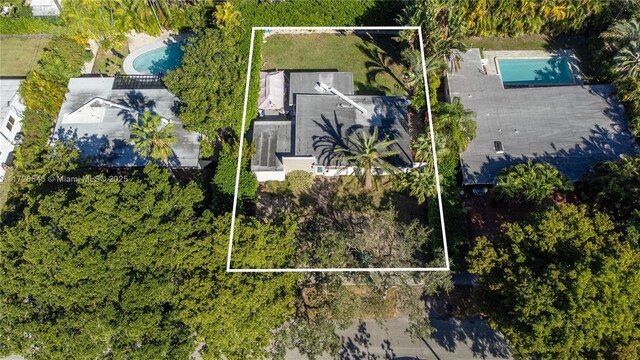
[130,111,176,166]
[468,204,640,359]
[336,126,399,190]
[212,143,258,213]
[578,156,640,222]
[164,28,247,137]
[173,213,300,359]
[214,1,241,29]
[495,161,572,203]
[0,166,201,359]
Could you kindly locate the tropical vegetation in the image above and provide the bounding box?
[336,126,399,190]
[130,111,176,166]
[495,161,572,203]
[468,204,640,359]
[2,0,640,359]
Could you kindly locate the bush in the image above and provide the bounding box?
[285,170,314,195]
[0,17,63,35]
[495,161,572,203]
[17,37,90,168]
[213,144,258,202]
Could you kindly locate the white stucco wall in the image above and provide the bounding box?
[255,171,286,182]
[0,92,25,179]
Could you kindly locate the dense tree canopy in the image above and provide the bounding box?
[164,28,247,137]
[0,166,200,359]
[468,204,640,359]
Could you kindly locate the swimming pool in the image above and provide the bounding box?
[496,57,574,87]
[130,41,185,74]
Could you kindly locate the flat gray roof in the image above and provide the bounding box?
[449,49,638,185]
[52,77,200,168]
[295,94,412,167]
[289,72,354,106]
[0,78,22,122]
[250,120,293,171]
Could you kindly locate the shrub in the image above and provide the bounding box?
[17,37,90,167]
[213,144,257,202]
[495,161,572,203]
[285,170,314,195]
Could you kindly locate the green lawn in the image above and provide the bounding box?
[261,33,405,96]
[462,34,552,51]
[92,45,130,76]
[0,37,50,76]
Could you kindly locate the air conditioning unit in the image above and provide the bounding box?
[314,166,325,175]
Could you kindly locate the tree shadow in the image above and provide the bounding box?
[116,91,156,125]
[429,319,512,359]
[312,112,362,166]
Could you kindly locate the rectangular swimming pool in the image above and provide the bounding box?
[496,57,574,87]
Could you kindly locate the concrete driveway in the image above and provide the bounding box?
[284,317,512,360]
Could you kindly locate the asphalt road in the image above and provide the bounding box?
[283,317,512,360]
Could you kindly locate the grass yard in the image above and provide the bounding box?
[0,169,13,213]
[92,45,129,76]
[0,36,50,76]
[261,33,406,96]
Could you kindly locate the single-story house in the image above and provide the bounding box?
[251,71,413,182]
[447,48,638,186]
[51,75,201,168]
[0,78,25,180]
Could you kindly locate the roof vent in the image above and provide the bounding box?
[494,141,504,154]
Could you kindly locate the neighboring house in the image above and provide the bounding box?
[447,48,638,186]
[51,75,201,168]
[251,71,413,182]
[0,78,25,180]
[28,0,61,17]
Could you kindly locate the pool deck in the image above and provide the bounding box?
[123,32,191,75]
[483,50,583,85]
[447,48,639,185]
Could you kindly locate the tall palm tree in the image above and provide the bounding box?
[130,111,176,167]
[336,127,399,190]
[214,2,241,29]
[433,98,477,154]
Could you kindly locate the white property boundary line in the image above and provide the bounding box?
[227,26,450,273]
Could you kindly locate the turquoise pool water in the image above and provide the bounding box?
[132,42,185,74]
[497,57,574,86]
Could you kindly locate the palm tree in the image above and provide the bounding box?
[336,127,399,190]
[411,132,449,167]
[130,111,176,168]
[601,19,640,52]
[613,41,640,79]
[394,165,438,204]
[214,2,241,29]
[433,98,477,154]
[495,161,572,203]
